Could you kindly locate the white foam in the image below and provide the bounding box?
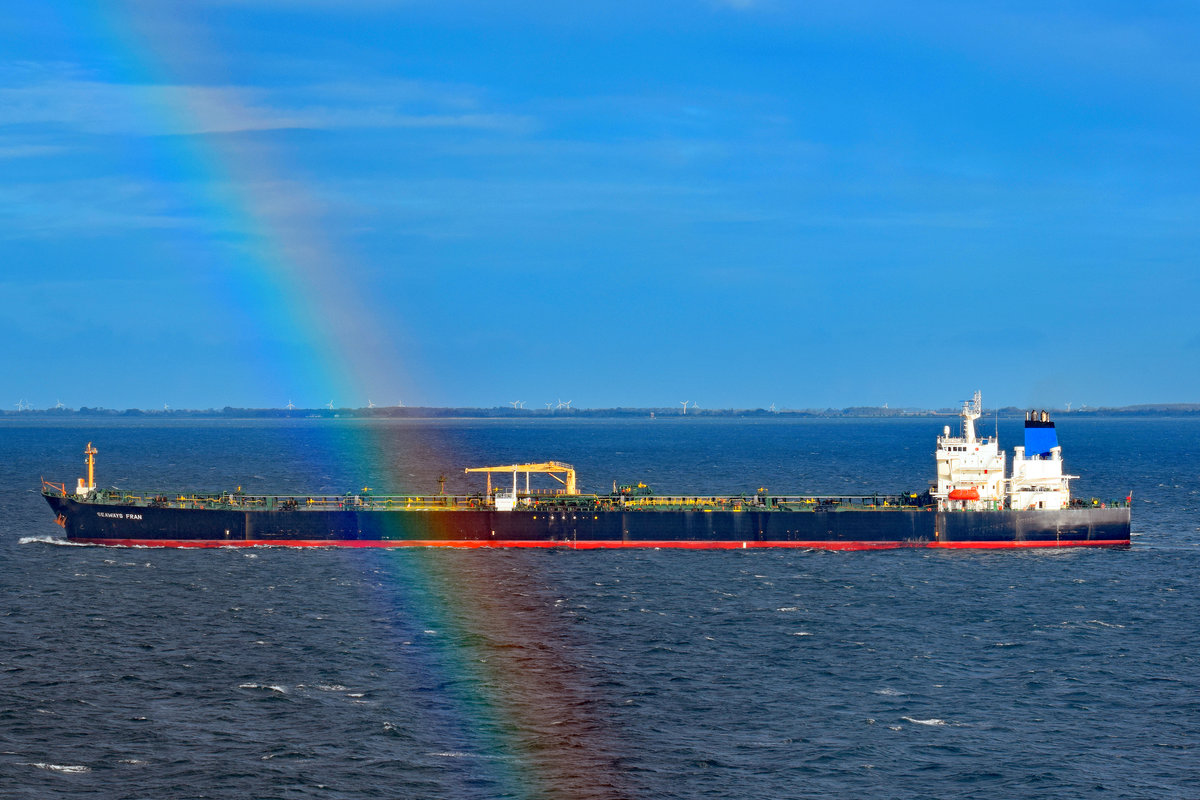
[902,716,948,726]
[27,762,90,774]
[19,535,90,546]
[874,688,904,696]
[776,606,801,612]
[238,683,287,694]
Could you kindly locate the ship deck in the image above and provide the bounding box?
[41,485,1131,513]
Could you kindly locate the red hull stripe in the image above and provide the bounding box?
[65,538,1130,549]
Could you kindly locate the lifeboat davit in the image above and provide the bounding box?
[948,488,980,501]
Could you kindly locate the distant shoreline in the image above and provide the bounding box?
[4,404,1198,419]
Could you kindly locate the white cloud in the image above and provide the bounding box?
[0,77,533,136]
[0,144,68,159]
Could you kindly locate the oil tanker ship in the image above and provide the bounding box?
[41,394,1130,549]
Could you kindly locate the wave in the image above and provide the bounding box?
[26,762,90,774]
[19,535,90,547]
[18,536,153,549]
[426,751,515,761]
[902,716,949,726]
[238,683,287,694]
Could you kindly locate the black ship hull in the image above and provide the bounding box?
[43,495,1131,549]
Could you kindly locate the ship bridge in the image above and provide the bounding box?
[932,391,1006,510]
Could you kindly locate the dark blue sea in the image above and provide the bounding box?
[2,417,1198,799]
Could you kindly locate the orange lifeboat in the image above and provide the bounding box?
[948,488,980,501]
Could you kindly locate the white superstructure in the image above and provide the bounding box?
[1009,410,1076,510]
[933,391,1006,510]
[932,394,1075,511]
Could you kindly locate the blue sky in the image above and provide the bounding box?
[2,1,1197,410]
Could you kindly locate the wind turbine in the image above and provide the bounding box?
[557,399,573,410]
[163,403,170,411]
[54,399,65,410]
[367,399,375,408]
[1065,402,1072,412]
[768,402,777,413]
[545,402,553,410]
[509,400,523,409]
[286,400,296,410]
[680,400,689,415]
[326,401,335,411]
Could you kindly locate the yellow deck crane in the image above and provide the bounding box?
[464,461,578,497]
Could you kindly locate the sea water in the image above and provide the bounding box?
[2,416,1198,799]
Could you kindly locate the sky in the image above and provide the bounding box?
[1,0,1198,411]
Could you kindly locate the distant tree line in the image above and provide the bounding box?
[5,404,1199,419]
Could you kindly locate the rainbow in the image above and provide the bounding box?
[80,7,626,796]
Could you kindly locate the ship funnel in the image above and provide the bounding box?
[1024,411,1058,458]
